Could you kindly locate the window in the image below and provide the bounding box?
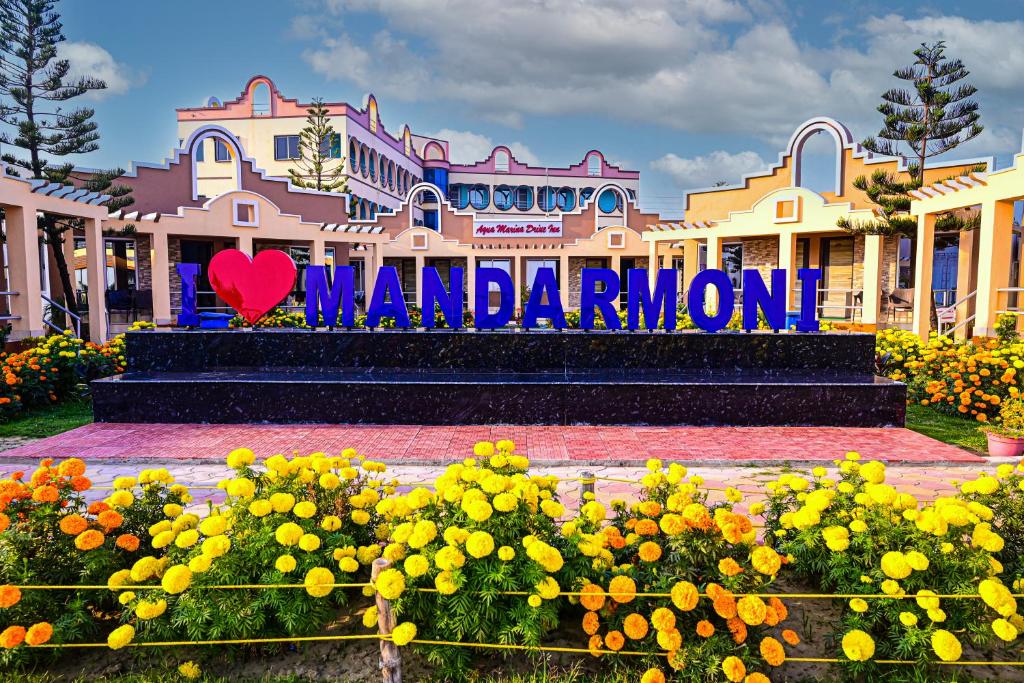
[448,184,469,209]
[349,139,358,172]
[774,195,800,223]
[274,135,300,161]
[319,134,341,159]
[477,259,511,314]
[232,199,259,227]
[359,146,368,176]
[214,138,231,162]
[619,257,637,299]
[514,186,533,211]
[723,243,744,291]
[380,156,387,185]
[538,186,556,212]
[495,150,510,173]
[579,187,595,204]
[555,187,575,212]
[387,161,394,189]
[103,239,138,292]
[597,189,622,213]
[607,231,625,248]
[494,185,514,211]
[526,259,559,298]
[194,140,205,162]
[587,153,601,177]
[469,184,489,210]
[369,150,377,181]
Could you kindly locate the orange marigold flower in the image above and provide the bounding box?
[722,655,746,682]
[635,519,659,536]
[769,596,788,622]
[760,636,786,666]
[74,529,104,551]
[718,557,743,577]
[640,669,666,683]
[713,594,738,620]
[737,595,768,626]
[638,500,662,517]
[25,622,53,647]
[696,620,715,638]
[650,607,675,632]
[0,584,21,608]
[623,613,649,640]
[116,534,141,552]
[70,475,91,492]
[582,611,600,635]
[782,629,800,646]
[0,625,25,648]
[59,514,89,535]
[56,458,86,478]
[97,509,123,530]
[745,674,771,683]
[608,575,636,604]
[587,634,603,657]
[87,501,110,515]
[727,617,747,644]
[31,485,59,503]
[763,605,780,627]
[0,513,9,533]
[580,583,606,611]
[605,630,625,651]
[638,541,662,562]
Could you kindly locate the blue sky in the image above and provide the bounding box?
[50,0,1024,216]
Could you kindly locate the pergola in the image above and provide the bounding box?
[0,164,110,342]
[909,156,1023,340]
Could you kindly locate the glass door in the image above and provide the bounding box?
[820,237,854,320]
[526,259,559,304]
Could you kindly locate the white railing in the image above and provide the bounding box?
[0,290,21,326]
[41,293,81,338]
[938,290,976,337]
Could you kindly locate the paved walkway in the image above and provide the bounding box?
[0,422,984,465]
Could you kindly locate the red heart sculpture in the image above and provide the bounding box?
[208,249,297,324]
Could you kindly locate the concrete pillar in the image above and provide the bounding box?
[647,239,658,287]
[912,214,936,340]
[610,253,622,310]
[466,253,476,318]
[237,234,253,256]
[974,200,1016,337]
[705,235,722,315]
[513,256,522,314]
[312,238,326,266]
[861,234,883,327]
[559,252,570,310]
[682,239,699,296]
[414,253,425,308]
[84,216,108,343]
[151,231,171,325]
[5,205,45,340]
[363,244,376,306]
[953,229,976,339]
[661,247,672,271]
[778,232,797,311]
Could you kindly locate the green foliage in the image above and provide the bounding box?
[287,98,348,194]
[996,313,1020,345]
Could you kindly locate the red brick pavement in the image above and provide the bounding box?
[0,423,984,464]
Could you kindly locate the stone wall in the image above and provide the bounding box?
[168,237,182,312]
[135,234,153,291]
[740,238,778,281]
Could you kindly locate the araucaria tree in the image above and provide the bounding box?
[839,41,983,236]
[0,0,132,317]
[288,98,348,193]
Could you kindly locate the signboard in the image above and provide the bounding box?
[179,249,823,333]
[473,220,562,238]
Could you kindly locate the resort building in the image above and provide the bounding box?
[643,117,1012,338]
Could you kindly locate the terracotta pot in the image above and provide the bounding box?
[986,432,1024,458]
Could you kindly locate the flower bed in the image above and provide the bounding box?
[2,444,1024,682]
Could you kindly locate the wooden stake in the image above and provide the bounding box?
[580,470,595,507]
[372,558,403,683]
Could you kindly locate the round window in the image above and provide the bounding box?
[598,189,621,213]
[556,187,575,212]
[469,185,490,210]
[494,185,514,211]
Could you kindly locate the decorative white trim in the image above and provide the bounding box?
[411,232,429,250]
[607,230,626,249]
[232,198,260,227]
[772,194,801,223]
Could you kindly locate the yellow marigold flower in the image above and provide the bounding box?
[466,530,495,559]
[298,533,321,552]
[842,629,875,661]
[751,546,782,575]
[175,529,199,549]
[275,522,303,547]
[163,503,183,518]
[161,565,192,594]
[640,668,665,683]
[226,478,255,498]
[993,618,1018,642]
[498,546,515,561]
[899,611,918,627]
[351,509,371,525]
[304,567,335,598]
[275,554,297,573]
[650,607,675,632]
[657,627,682,651]
[107,624,135,650]
[178,661,201,680]
[375,568,406,600]
[201,535,230,558]
[338,557,359,573]
[580,583,606,611]
[931,629,962,662]
[293,501,317,519]
[527,594,542,608]
[670,580,699,611]
[135,598,167,620]
[226,448,255,469]
[435,546,466,571]
[107,490,134,508]
[270,492,296,513]
[435,570,458,595]
[199,515,228,537]
[321,515,341,531]
[362,605,378,629]
[403,554,429,578]
[721,655,746,682]
[536,576,560,601]
[849,598,868,613]
[493,492,517,512]
[880,551,912,580]
[737,595,767,626]
[318,472,340,490]
[473,441,495,458]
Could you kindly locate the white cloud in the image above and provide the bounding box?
[431,128,540,166]
[652,150,767,190]
[58,42,145,99]
[296,3,1024,159]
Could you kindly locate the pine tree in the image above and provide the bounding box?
[0,0,133,318]
[288,98,348,193]
[839,41,983,236]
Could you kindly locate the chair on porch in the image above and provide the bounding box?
[133,289,153,321]
[887,288,915,325]
[104,289,133,325]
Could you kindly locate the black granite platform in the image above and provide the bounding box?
[92,330,906,427]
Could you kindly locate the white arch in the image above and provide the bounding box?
[587,182,635,233]
[787,117,851,194]
[183,125,245,201]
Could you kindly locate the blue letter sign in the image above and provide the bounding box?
[305,265,355,328]
[474,267,515,329]
[522,268,567,329]
[365,266,410,328]
[580,268,621,330]
[176,263,200,327]
[796,268,823,332]
[627,268,677,331]
[742,268,786,331]
[421,266,464,329]
[687,269,734,332]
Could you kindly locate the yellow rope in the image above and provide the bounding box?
[16,582,371,591]
[28,634,383,649]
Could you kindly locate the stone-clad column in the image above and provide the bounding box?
[151,231,172,325]
[912,214,936,340]
[5,204,44,340]
[559,253,570,310]
[861,234,883,326]
[84,216,108,342]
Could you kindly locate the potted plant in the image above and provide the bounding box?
[982,397,1024,457]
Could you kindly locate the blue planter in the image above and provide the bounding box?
[199,312,233,329]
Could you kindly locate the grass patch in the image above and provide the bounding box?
[905,403,987,454]
[0,398,93,438]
